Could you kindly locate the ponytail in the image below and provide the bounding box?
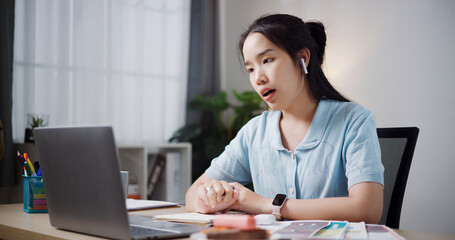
[306,21,326,65]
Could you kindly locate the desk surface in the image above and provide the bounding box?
[1,203,454,240]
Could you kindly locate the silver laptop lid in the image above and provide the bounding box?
[34,126,131,240]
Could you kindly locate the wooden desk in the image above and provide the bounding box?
[1,203,454,240]
[0,204,185,240]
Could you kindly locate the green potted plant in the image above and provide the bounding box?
[25,114,49,142]
[169,90,264,180]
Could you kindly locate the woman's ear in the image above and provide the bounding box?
[298,48,311,68]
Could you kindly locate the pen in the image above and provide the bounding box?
[24,153,36,176]
[17,151,24,166]
[23,160,32,176]
[34,161,40,175]
[17,151,27,176]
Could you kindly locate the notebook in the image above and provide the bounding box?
[34,126,207,240]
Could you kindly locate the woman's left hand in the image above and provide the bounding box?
[228,182,272,215]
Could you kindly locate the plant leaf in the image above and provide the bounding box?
[233,90,262,105]
[168,124,202,142]
[188,91,230,112]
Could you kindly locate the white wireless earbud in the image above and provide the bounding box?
[300,58,308,74]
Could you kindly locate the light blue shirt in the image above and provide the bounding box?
[205,99,384,199]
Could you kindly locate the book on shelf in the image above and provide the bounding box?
[165,151,182,203]
[147,153,166,200]
[147,151,185,203]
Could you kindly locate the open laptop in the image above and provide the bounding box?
[34,126,207,240]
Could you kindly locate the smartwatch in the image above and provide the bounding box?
[272,194,287,220]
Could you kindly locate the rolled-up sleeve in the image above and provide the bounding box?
[205,123,253,185]
[344,110,384,189]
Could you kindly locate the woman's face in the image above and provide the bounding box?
[243,33,307,111]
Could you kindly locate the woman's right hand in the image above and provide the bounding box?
[194,179,239,213]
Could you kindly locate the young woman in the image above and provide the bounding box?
[185,14,384,223]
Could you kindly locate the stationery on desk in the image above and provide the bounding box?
[154,212,216,224]
[268,221,404,239]
[154,210,262,225]
[18,151,47,213]
[153,211,405,239]
[17,151,41,177]
[126,198,178,211]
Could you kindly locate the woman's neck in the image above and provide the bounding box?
[278,95,319,152]
[281,95,318,124]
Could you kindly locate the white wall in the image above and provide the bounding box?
[219,0,455,235]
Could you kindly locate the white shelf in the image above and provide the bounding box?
[13,142,191,204]
[117,143,191,204]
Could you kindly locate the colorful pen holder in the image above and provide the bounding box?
[23,175,48,213]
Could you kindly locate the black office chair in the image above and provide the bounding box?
[377,127,419,229]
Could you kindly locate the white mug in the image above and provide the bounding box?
[120,171,129,199]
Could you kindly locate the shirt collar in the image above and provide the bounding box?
[296,100,332,149]
[269,100,333,150]
[269,111,284,150]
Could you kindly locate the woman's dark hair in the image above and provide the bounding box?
[238,14,349,102]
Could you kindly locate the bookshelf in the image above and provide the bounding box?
[117,143,191,204]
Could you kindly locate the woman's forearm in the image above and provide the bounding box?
[281,182,383,223]
[185,180,203,212]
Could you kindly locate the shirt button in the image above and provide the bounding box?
[289,188,295,194]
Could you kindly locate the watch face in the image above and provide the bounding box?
[273,194,287,206]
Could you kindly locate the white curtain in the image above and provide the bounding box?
[12,0,190,144]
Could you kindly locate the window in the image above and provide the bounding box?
[13,0,190,143]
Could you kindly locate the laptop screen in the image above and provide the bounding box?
[34,126,131,239]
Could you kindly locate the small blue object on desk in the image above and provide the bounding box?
[23,175,48,213]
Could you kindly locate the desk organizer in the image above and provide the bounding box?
[23,175,48,213]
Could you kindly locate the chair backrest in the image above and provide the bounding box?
[377,127,419,229]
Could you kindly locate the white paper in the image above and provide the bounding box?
[344,222,368,239]
[154,212,216,224]
[126,199,177,211]
[259,221,291,233]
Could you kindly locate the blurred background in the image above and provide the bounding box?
[1,0,454,235]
